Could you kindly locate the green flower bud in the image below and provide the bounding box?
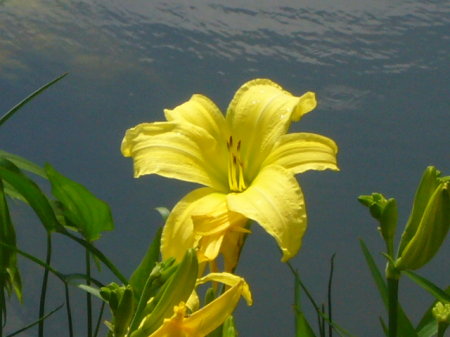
[432,302,450,324]
[114,285,135,337]
[358,193,398,254]
[130,249,198,337]
[395,167,450,270]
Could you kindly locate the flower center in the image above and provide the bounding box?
[226,136,247,192]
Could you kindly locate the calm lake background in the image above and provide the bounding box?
[1,1,449,336]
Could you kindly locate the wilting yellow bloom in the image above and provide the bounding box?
[122,79,338,269]
[148,273,252,337]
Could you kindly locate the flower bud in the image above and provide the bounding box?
[395,167,450,270]
[358,193,398,253]
[432,302,450,324]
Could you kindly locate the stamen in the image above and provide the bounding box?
[226,136,247,192]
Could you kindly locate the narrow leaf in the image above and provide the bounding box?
[359,240,417,336]
[129,227,162,299]
[404,271,450,303]
[416,287,450,337]
[359,239,388,305]
[6,304,64,337]
[0,73,68,127]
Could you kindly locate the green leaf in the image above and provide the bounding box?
[45,164,114,242]
[0,179,22,303]
[5,304,64,337]
[0,73,68,127]
[359,239,388,304]
[295,310,317,337]
[0,150,47,178]
[359,240,417,337]
[416,287,450,337]
[416,303,438,337]
[403,271,450,303]
[129,227,162,300]
[0,159,60,232]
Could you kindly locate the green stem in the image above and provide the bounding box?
[327,254,336,337]
[436,322,447,337]
[1,284,4,337]
[287,262,324,334]
[387,277,399,337]
[38,232,52,337]
[85,249,92,337]
[93,301,106,337]
[64,283,74,337]
[61,231,127,284]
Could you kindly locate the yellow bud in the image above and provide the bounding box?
[432,302,450,324]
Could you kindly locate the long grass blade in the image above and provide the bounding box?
[6,304,63,337]
[0,73,68,127]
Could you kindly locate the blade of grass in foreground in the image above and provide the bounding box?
[6,304,63,337]
[0,73,68,127]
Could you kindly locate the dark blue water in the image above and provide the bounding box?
[1,1,449,336]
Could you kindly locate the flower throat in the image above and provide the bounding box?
[227,136,247,192]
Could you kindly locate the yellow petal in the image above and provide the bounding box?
[196,272,252,305]
[121,96,229,191]
[161,189,228,262]
[220,229,247,272]
[164,94,228,144]
[225,79,318,182]
[182,275,251,335]
[227,165,307,262]
[191,199,248,263]
[291,91,317,121]
[264,132,339,174]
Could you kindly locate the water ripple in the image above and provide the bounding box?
[0,0,448,77]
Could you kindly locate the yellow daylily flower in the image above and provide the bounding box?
[148,273,252,337]
[122,79,338,269]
